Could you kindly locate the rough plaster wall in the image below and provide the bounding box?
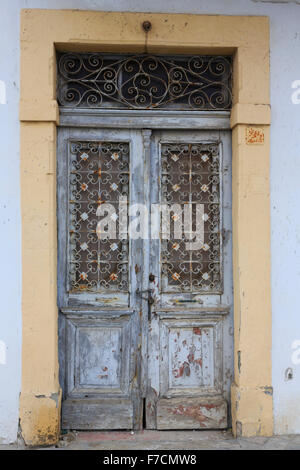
[0,0,299,441]
[0,3,22,444]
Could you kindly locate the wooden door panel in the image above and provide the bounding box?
[160,315,223,396]
[156,314,227,429]
[64,313,132,397]
[60,310,135,430]
[146,130,232,430]
[147,311,228,429]
[58,127,233,430]
[62,398,133,430]
[157,397,227,430]
[58,128,145,430]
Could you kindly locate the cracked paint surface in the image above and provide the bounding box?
[170,327,213,388]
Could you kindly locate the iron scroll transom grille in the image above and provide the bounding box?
[57,53,232,111]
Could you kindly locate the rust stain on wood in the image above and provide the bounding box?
[173,361,191,378]
[193,327,202,335]
[167,404,208,425]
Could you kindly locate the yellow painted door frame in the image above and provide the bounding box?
[20,9,272,445]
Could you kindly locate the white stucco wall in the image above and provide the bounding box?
[0,0,299,442]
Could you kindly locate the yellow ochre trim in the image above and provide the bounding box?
[20,9,272,444]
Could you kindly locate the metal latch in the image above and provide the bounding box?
[136,288,154,305]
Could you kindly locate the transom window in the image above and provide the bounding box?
[57,53,232,111]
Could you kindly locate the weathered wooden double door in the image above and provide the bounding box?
[58,126,233,430]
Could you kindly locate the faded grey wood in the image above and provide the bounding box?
[128,126,147,430]
[159,316,223,398]
[146,129,233,430]
[58,123,233,431]
[60,109,231,130]
[62,398,133,430]
[65,314,131,397]
[156,397,227,430]
[58,128,145,429]
[140,130,152,401]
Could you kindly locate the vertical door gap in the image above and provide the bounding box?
[142,398,146,429]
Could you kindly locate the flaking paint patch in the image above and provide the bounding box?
[168,404,208,425]
[236,421,243,437]
[261,386,273,396]
[173,361,191,378]
[36,393,59,407]
[167,402,225,428]
[20,394,61,446]
[50,393,60,408]
[238,350,241,374]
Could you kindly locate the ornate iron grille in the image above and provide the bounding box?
[57,53,232,110]
[160,142,221,293]
[68,140,129,293]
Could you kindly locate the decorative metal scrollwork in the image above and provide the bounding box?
[160,142,222,293]
[57,53,232,110]
[68,140,129,293]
